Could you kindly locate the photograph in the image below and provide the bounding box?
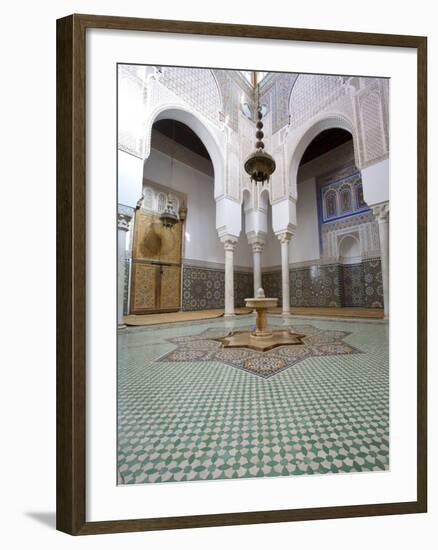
[117,64,390,485]
[0,0,432,545]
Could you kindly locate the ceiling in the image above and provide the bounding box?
[152,121,352,168]
[300,128,353,166]
[152,119,211,161]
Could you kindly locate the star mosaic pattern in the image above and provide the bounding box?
[158,324,362,378]
[118,316,389,485]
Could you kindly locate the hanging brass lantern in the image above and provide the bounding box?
[178,201,188,222]
[159,194,179,229]
[244,94,276,184]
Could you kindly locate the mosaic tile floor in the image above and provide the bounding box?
[118,315,389,484]
[158,324,362,378]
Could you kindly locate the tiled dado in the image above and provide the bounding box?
[234,271,254,308]
[290,263,342,307]
[342,258,383,308]
[123,259,130,315]
[262,258,383,308]
[182,264,253,311]
[124,259,382,313]
[261,270,283,303]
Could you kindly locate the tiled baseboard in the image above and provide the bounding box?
[182,264,254,311]
[262,258,383,308]
[124,259,383,314]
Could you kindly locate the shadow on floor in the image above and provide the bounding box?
[25,511,56,529]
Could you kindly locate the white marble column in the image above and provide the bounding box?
[251,239,264,296]
[118,212,132,328]
[221,236,238,317]
[372,203,390,317]
[277,232,293,316]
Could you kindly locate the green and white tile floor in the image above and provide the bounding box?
[118,315,389,484]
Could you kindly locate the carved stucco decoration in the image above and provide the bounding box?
[160,67,222,127]
[118,65,149,158]
[317,163,381,261]
[260,73,298,134]
[289,75,345,130]
[372,202,390,224]
[117,213,132,232]
[119,66,389,233]
[213,70,241,133]
[141,184,183,216]
[356,80,389,168]
[270,145,287,202]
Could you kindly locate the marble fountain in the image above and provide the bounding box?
[214,288,304,352]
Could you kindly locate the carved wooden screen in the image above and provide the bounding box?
[130,211,182,314]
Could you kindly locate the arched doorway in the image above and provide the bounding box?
[289,126,381,309]
[130,118,218,314]
[288,114,358,200]
[144,106,225,200]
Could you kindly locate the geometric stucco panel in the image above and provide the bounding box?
[290,75,345,130]
[160,67,222,127]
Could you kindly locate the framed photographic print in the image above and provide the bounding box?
[56,14,427,535]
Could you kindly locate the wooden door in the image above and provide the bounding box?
[130,263,181,314]
[130,263,159,314]
[132,210,182,264]
[159,265,181,310]
[130,210,183,314]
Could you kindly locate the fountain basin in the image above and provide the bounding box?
[211,288,304,352]
[245,293,278,339]
[244,297,278,309]
[212,329,305,352]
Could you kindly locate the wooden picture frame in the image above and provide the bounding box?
[56,13,427,535]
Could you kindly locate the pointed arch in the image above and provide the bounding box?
[144,105,225,199]
[287,113,358,199]
[259,187,270,212]
[338,233,361,263]
[242,188,252,211]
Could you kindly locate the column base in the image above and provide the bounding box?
[118,323,127,330]
[223,313,236,318]
[281,311,292,317]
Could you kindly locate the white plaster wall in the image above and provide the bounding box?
[216,196,243,240]
[298,141,355,181]
[271,197,297,235]
[263,207,281,268]
[238,207,252,268]
[143,148,252,267]
[118,150,144,208]
[290,177,321,263]
[361,158,390,206]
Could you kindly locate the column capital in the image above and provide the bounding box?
[117,212,132,231]
[276,230,294,244]
[220,235,238,251]
[251,242,264,253]
[372,202,389,223]
[248,235,265,253]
